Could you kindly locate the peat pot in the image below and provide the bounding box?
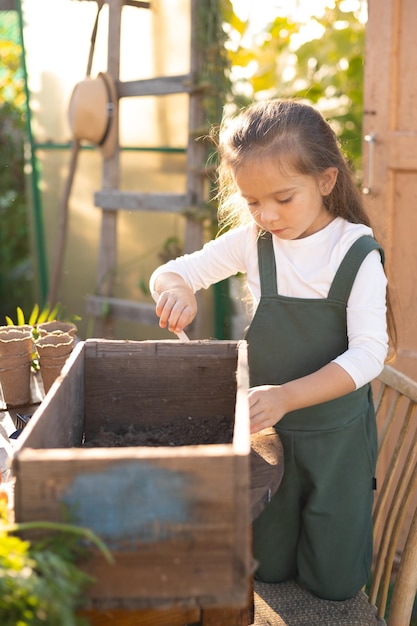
[0,326,33,407]
[12,339,251,610]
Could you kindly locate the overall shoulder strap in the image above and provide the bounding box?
[257,231,278,296]
[327,235,385,303]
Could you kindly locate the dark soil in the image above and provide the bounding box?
[82,415,234,448]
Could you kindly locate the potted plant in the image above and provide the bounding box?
[0,304,81,405]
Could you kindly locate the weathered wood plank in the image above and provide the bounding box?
[79,607,200,626]
[379,364,417,403]
[118,75,190,98]
[82,339,240,432]
[124,0,151,8]
[0,0,15,9]
[13,450,249,606]
[387,131,417,171]
[85,296,159,325]
[65,0,151,4]
[94,190,187,212]
[12,342,85,450]
[85,338,241,359]
[92,0,121,339]
[234,340,250,454]
[250,428,284,521]
[201,577,254,626]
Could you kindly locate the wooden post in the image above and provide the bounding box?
[184,0,207,338]
[93,0,122,338]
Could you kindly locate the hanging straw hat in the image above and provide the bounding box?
[68,72,117,159]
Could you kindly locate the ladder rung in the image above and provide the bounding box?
[118,75,190,98]
[80,0,151,6]
[86,296,159,325]
[123,1,151,8]
[0,2,152,16]
[94,191,187,213]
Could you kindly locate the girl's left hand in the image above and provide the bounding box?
[248,385,290,434]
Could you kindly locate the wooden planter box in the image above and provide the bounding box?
[12,339,251,610]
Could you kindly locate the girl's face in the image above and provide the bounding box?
[234,156,337,240]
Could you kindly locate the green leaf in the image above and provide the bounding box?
[229,0,366,174]
[0,518,113,626]
[101,302,110,318]
[36,304,51,324]
[28,304,39,326]
[48,303,62,321]
[16,307,25,325]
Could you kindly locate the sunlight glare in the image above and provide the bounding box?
[232,0,367,27]
[232,0,329,25]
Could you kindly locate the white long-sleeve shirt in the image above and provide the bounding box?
[149,217,388,389]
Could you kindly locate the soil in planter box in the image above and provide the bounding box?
[82,415,234,448]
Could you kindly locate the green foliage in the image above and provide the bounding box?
[4,304,81,369]
[0,495,113,626]
[226,0,365,174]
[196,0,234,125]
[0,14,33,319]
[282,3,365,173]
[0,534,91,626]
[4,303,81,328]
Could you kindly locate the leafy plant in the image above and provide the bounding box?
[225,0,366,175]
[4,302,81,370]
[0,14,32,319]
[0,487,113,626]
[5,303,81,330]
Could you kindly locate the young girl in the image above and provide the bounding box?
[149,99,392,601]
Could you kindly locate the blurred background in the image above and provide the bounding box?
[0,0,368,340]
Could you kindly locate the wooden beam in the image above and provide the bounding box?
[387,131,417,170]
[79,607,200,626]
[94,190,187,213]
[86,296,159,325]
[52,0,151,5]
[124,0,151,8]
[117,75,190,98]
[93,0,122,339]
[0,0,16,9]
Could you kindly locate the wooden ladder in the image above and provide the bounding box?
[85,0,208,339]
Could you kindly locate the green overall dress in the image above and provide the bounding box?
[246,232,383,601]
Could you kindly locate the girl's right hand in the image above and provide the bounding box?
[153,277,197,333]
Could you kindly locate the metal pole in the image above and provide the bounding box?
[16,0,49,305]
